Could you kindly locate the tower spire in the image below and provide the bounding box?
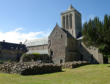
[68,4,74,10]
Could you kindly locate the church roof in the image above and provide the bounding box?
[49,24,74,39]
[61,28,74,38]
[24,37,48,47]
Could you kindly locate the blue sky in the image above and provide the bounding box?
[0,0,110,43]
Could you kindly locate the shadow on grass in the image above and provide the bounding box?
[21,70,65,76]
[107,64,110,67]
[70,64,90,69]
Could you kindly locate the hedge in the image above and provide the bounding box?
[20,53,51,63]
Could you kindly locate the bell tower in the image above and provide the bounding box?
[61,5,82,38]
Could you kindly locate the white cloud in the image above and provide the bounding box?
[0,28,48,43]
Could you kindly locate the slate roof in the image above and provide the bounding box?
[61,28,74,38]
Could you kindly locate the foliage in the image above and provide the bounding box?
[20,53,40,62]
[0,60,13,64]
[82,15,110,56]
[0,60,4,64]
[20,53,49,62]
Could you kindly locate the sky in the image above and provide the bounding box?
[0,0,110,43]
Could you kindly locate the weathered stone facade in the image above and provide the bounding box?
[48,25,67,64]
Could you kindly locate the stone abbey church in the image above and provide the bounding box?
[26,5,104,64]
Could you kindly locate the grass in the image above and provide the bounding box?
[0,64,110,84]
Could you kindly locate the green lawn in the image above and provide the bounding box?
[0,64,110,84]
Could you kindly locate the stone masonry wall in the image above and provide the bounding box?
[0,62,62,75]
[49,26,67,64]
[78,42,103,64]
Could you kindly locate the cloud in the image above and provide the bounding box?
[0,28,48,43]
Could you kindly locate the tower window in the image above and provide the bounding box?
[66,15,69,28]
[69,14,72,28]
[63,16,65,28]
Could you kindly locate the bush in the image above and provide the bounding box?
[0,60,12,64]
[0,60,4,64]
[20,53,40,62]
[20,53,50,63]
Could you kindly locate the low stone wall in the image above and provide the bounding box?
[62,61,89,69]
[0,62,62,75]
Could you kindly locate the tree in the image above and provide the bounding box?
[82,15,110,56]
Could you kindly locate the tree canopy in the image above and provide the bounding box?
[82,15,110,56]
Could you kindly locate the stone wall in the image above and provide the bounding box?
[78,42,103,64]
[62,61,89,68]
[0,62,62,75]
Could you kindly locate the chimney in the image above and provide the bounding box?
[20,42,22,44]
[3,40,5,42]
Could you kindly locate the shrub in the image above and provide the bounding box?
[20,53,50,63]
[0,60,4,64]
[20,53,40,62]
